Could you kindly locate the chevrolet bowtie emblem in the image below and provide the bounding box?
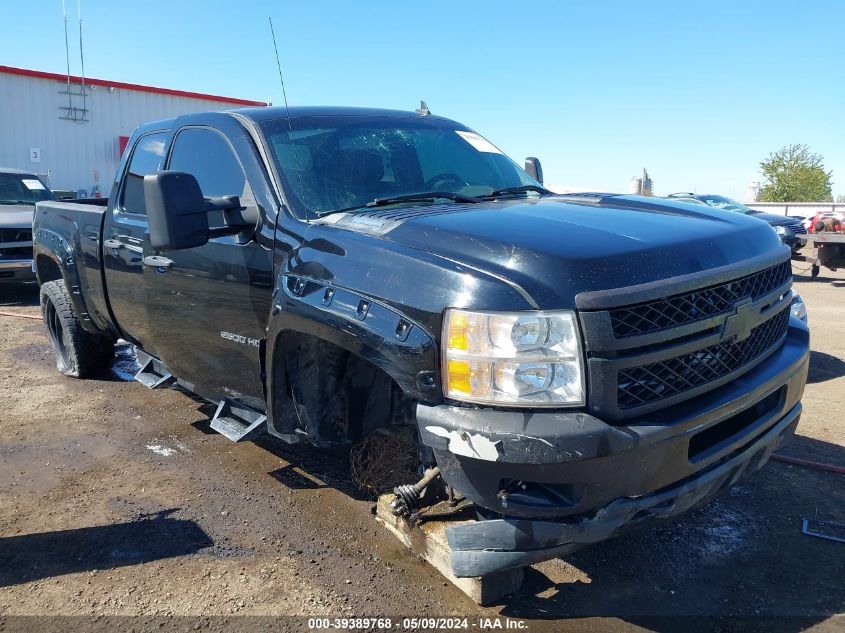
[721,299,756,343]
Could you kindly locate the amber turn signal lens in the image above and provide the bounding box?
[447,312,469,351]
[446,359,471,393]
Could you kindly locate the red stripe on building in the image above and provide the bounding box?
[0,65,266,107]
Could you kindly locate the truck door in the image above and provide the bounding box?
[142,124,274,405]
[102,130,169,348]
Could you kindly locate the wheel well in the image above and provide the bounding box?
[271,330,415,446]
[36,255,63,285]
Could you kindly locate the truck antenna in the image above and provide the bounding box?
[77,0,87,122]
[269,17,308,220]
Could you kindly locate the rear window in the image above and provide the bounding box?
[0,173,54,205]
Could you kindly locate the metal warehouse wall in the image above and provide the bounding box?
[0,70,261,195]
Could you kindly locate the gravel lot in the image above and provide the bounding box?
[0,261,843,631]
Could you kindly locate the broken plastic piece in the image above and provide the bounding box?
[802,518,845,544]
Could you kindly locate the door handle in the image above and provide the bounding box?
[103,239,124,249]
[143,255,173,269]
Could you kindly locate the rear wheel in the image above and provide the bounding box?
[40,280,115,378]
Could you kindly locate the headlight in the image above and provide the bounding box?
[774,225,789,236]
[791,294,808,323]
[442,308,585,407]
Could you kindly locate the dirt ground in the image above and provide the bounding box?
[0,260,843,632]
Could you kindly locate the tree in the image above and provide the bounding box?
[837,194,845,203]
[758,144,833,202]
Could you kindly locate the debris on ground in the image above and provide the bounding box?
[349,429,418,495]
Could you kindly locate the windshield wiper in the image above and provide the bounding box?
[0,200,33,205]
[482,185,551,199]
[367,191,480,207]
[317,191,480,218]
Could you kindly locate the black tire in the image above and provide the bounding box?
[39,280,115,378]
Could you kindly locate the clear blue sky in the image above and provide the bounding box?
[3,1,843,198]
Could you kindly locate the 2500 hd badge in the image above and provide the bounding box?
[220,331,261,348]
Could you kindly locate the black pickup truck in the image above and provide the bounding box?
[33,106,809,577]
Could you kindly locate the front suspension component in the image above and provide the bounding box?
[390,466,441,517]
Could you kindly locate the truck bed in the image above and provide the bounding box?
[33,199,111,334]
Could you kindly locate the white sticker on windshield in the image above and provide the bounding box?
[455,131,502,154]
[22,179,46,190]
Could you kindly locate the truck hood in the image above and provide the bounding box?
[748,210,798,226]
[325,194,784,309]
[0,204,35,229]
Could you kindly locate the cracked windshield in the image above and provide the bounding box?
[262,116,539,217]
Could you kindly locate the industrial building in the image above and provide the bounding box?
[0,65,265,196]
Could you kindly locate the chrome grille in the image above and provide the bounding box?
[609,260,791,337]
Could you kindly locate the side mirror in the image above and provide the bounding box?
[524,157,544,185]
[144,172,210,251]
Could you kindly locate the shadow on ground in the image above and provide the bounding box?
[0,282,39,308]
[257,435,372,501]
[177,392,380,501]
[808,351,845,383]
[793,271,845,286]
[775,431,845,466]
[494,435,845,627]
[0,509,211,587]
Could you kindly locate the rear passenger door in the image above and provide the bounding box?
[102,130,168,348]
[142,123,274,406]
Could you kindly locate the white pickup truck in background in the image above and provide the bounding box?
[0,168,54,283]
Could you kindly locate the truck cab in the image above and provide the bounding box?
[32,106,810,578]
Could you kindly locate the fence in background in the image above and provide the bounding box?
[745,202,845,218]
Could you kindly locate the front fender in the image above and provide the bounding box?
[263,221,538,439]
[266,273,441,398]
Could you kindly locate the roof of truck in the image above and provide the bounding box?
[0,167,39,177]
[233,105,452,123]
[133,106,455,137]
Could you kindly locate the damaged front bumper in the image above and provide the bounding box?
[416,322,809,577]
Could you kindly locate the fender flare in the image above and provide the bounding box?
[264,274,441,436]
[32,230,102,335]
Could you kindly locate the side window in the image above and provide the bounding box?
[120,132,168,215]
[167,128,247,198]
